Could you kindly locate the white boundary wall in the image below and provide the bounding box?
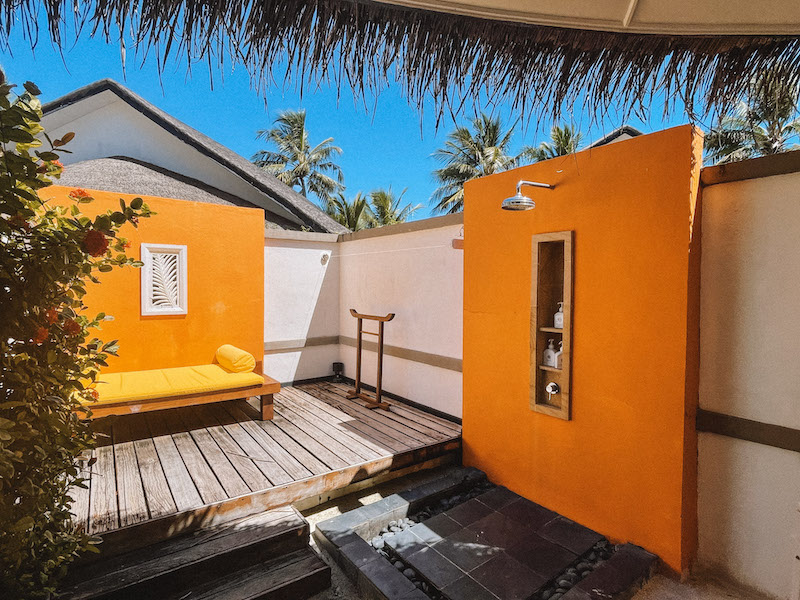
[262,216,464,418]
[698,171,800,599]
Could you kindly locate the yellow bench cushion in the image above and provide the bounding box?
[92,364,265,404]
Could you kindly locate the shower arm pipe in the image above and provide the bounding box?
[516,180,555,194]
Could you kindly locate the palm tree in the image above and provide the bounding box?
[705,68,800,164]
[369,188,422,226]
[519,124,583,163]
[324,193,375,231]
[430,114,517,214]
[252,109,344,203]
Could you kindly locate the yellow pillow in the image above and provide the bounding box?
[216,345,256,373]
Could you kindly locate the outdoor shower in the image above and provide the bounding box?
[501,180,556,211]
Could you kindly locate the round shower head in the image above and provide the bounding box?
[501,180,555,211]
[501,192,535,211]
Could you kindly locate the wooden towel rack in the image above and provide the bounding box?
[347,309,395,410]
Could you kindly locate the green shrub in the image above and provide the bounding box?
[0,77,152,598]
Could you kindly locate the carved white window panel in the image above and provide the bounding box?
[141,244,188,316]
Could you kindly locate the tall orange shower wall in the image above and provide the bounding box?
[462,125,702,573]
[40,186,265,373]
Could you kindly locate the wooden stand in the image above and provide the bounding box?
[346,309,395,410]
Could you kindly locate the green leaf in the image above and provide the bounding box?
[130,197,143,209]
[98,264,113,272]
[12,516,35,532]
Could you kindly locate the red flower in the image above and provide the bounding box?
[53,160,64,168]
[32,326,49,344]
[81,229,108,257]
[45,308,59,324]
[122,241,131,249]
[87,389,99,401]
[64,319,81,336]
[8,214,30,229]
[68,188,91,201]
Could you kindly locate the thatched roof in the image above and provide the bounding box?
[7,1,800,123]
[55,156,300,230]
[42,79,348,234]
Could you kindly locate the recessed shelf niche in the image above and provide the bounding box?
[530,231,573,420]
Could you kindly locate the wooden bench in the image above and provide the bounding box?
[87,373,280,420]
[84,348,280,420]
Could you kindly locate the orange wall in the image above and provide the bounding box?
[41,186,265,372]
[462,126,702,573]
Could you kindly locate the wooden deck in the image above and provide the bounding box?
[70,381,461,554]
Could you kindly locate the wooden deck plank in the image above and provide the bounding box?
[69,454,92,532]
[80,382,462,551]
[178,407,251,498]
[303,383,441,444]
[267,408,352,471]
[152,410,228,505]
[124,413,178,520]
[296,385,423,450]
[88,443,118,534]
[324,382,462,435]
[195,405,271,493]
[142,412,204,512]
[205,403,293,486]
[281,387,413,453]
[224,403,317,480]
[276,389,387,460]
[112,418,150,527]
[315,382,455,440]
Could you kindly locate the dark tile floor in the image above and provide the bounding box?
[387,487,605,600]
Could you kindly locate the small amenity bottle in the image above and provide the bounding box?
[543,339,557,367]
[554,302,564,329]
[555,341,563,369]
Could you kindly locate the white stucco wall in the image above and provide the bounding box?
[263,232,340,383]
[261,221,464,418]
[698,171,800,599]
[338,224,464,418]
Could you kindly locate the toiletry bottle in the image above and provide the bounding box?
[543,339,557,367]
[554,302,564,329]
[555,341,563,369]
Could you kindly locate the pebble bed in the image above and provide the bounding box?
[368,477,496,598]
[365,477,617,600]
[533,539,615,600]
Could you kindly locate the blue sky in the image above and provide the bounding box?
[1,24,690,220]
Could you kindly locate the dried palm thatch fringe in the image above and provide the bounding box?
[3,0,800,123]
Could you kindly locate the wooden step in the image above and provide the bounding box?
[165,547,331,600]
[60,506,309,600]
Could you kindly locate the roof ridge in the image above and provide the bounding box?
[43,79,349,234]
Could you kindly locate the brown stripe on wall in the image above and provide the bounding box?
[697,409,800,453]
[264,335,462,372]
[338,336,462,372]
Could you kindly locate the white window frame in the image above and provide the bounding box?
[140,243,188,316]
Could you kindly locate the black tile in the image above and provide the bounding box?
[446,498,495,527]
[506,534,577,581]
[574,561,633,598]
[359,557,418,599]
[441,575,499,600]
[405,546,464,589]
[538,517,604,555]
[413,513,462,542]
[603,543,658,584]
[397,589,431,600]
[316,515,364,547]
[339,538,381,581]
[385,528,427,560]
[561,588,594,600]
[432,527,501,572]
[475,486,520,511]
[499,497,558,530]
[470,552,549,600]
[467,511,530,551]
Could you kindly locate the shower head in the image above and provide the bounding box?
[501,180,555,211]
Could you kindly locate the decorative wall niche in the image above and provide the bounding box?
[530,231,573,420]
[141,243,188,316]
